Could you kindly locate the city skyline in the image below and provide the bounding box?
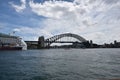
[0,0,120,44]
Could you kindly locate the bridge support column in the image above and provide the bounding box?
[38,36,45,49]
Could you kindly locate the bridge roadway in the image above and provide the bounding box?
[25,41,82,44]
[45,41,81,43]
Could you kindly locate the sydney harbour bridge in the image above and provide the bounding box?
[37,33,93,49]
[26,33,120,49]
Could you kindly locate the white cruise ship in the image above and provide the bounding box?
[0,33,27,50]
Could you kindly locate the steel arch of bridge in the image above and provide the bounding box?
[45,33,87,47]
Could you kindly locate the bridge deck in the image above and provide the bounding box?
[45,41,81,43]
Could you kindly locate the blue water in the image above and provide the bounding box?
[0,49,120,80]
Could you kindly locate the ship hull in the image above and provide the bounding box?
[0,47,22,50]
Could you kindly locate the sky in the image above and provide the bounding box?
[0,0,120,44]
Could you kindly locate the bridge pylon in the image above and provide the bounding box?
[38,36,45,49]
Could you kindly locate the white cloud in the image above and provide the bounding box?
[28,0,120,43]
[0,26,3,29]
[13,28,21,32]
[13,27,53,40]
[0,25,3,29]
[20,27,53,37]
[29,0,77,19]
[0,23,5,29]
[10,0,26,12]
[10,0,120,43]
[102,0,120,5]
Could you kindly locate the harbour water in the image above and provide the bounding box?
[0,49,120,80]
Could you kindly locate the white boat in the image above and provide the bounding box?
[0,33,27,50]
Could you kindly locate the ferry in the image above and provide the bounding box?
[0,33,27,50]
